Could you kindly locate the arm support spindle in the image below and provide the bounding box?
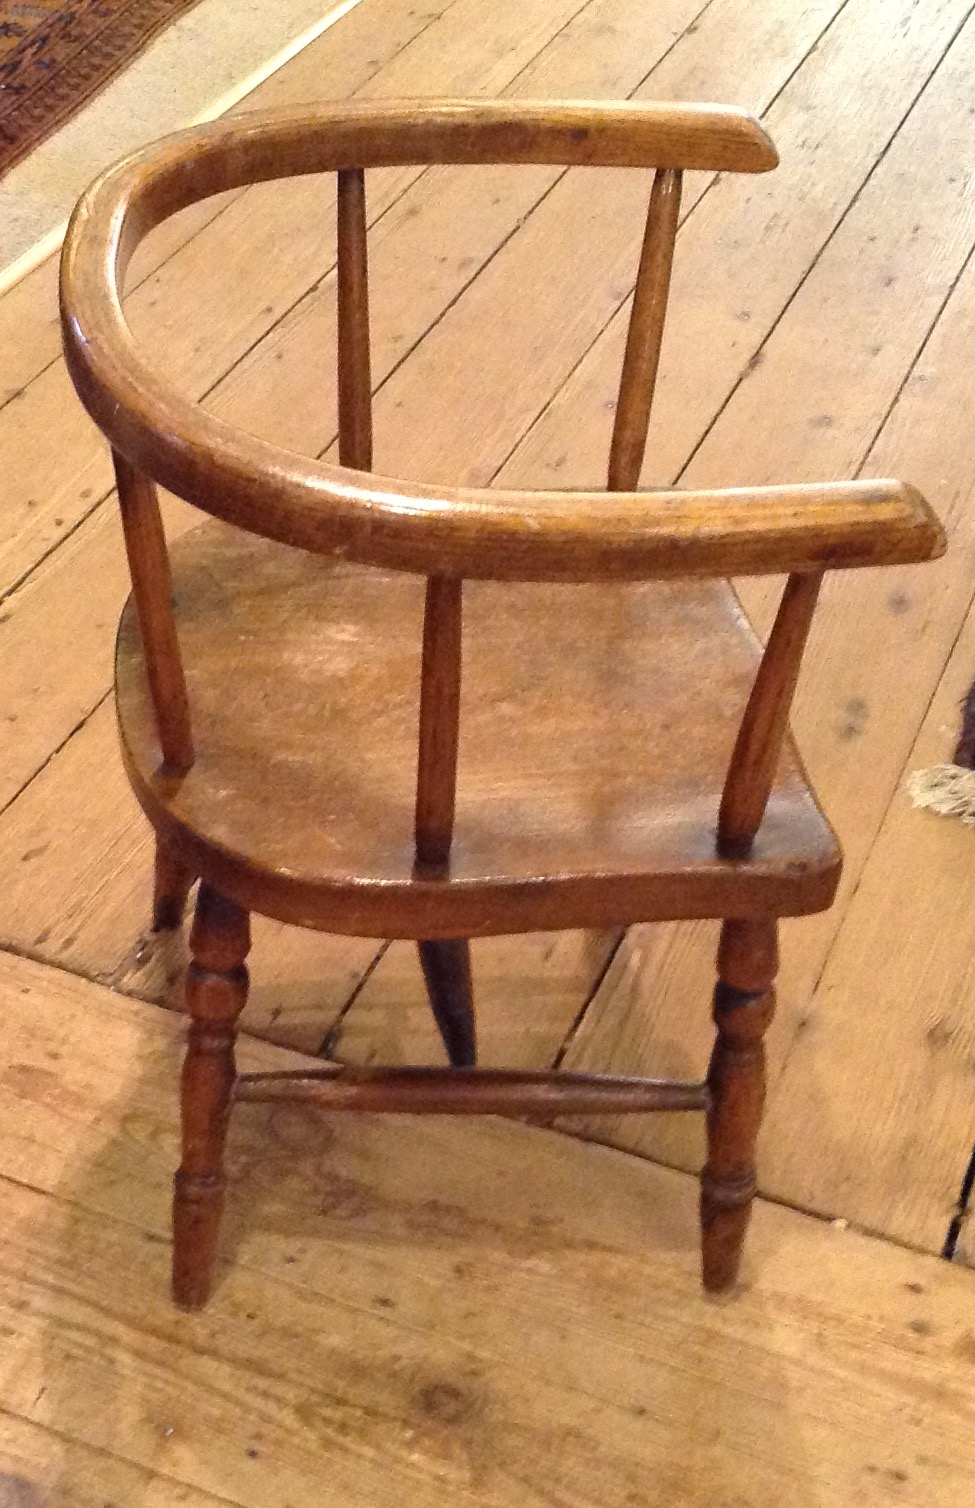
[608,167,682,491]
[113,449,193,775]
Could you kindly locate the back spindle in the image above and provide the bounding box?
[718,571,823,858]
[336,166,372,469]
[608,166,682,491]
[113,449,194,776]
[414,575,464,872]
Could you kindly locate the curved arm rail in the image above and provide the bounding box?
[60,99,944,581]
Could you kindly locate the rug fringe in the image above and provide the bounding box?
[907,764,975,825]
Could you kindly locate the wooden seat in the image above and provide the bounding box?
[118,523,840,936]
[60,98,945,1312]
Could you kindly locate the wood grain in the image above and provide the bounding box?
[335,930,622,1069]
[560,6,975,1232]
[0,1409,233,1507]
[1,0,706,859]
[0,0,461,404]
[1,0,972,1271]
[0,949,973,1507]
[113,451,193,776]
[0,0,588,592]
[415,574,463,871]
[336,166,373,471]
[499,0,972,493]
[69,105,929,588]
[113,522,842,937]
[0,0,714,808]
[0,700,380,1053]
[234,1064,709,1115]
[761,581,975,1256]
[66,45,947,1300]
[227,0,805,469]
[607,166,681,492]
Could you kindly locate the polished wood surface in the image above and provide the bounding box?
[59,102,942,583]
[114,520,842,938]
[234,1063,710,1114]
[112,449,193,776]
[172,883,251,1309]
[608,166,681,492]
[700,917,778,1289]
[336,165,373,471]
[0,15,969,1444]
[58,89,945,1306]
[415,573,464,872]
[718,569,823,858]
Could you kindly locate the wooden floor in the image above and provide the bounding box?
[6,948,975,1506]
[2,0,975,1498]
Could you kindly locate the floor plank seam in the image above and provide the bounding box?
[775,555,975,1086]
[0,0,478,606]
[0,0,706,614]
[0,1402,249,1508]
[672,0,975,487]
[0,0,856,617]
[0,935,149,1004]
[855,236,975,473]
[198,0,722,456]
[552,929,628,1069]
[0,1163,485,1358]
[485,0,859,490]
[0,1005,959,1281]
[0,688,112,821]
[318,938,390,1057]
[942,1137,975,1260]
[0,0,468,423]
[769,246,975,1092]
[552,1117,969,1264]
[0,488,116,605]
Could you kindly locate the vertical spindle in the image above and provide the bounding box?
[718,571,823,857]
[608,167,682,492]
[113,449,193,776]
[336,166,372,470]
[414,575,463,871]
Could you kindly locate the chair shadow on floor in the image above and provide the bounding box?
[13,911,822,1507]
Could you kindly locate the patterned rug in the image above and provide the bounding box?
[0,0,203,175]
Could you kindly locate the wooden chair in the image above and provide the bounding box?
[59,99,944,1310]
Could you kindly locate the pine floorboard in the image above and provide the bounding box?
[0,948,974,1506]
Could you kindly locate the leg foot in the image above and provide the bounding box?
[172,885,250,1309]
[417,939,476,1067]
[153,838,195,931]
[701,918,777,1293]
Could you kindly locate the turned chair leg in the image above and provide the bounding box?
[700,918,778,1293]
[172,884,251,1309]
[417,938,476,1067]
[152,837,195,931]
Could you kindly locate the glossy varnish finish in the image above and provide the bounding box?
[608,166,682,493]
[114,529,841,937]
[59,97,945,1309]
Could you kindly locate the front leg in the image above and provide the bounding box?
[700,917,777,1292]
[172,884,250,1309]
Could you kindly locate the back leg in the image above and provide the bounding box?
[417,939,476,1067]
[153,836,195,930]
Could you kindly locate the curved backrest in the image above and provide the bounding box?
[60,99,943,869]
